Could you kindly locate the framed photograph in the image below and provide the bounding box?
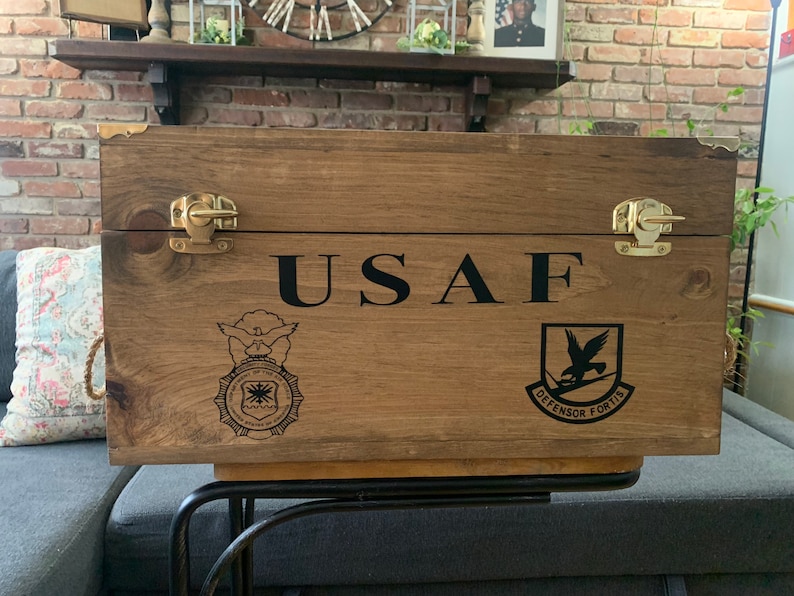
[60,0,149,30]
[483,0,564,60]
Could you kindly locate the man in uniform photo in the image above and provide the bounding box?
[494,0,545,47]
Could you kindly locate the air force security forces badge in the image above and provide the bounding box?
[214,310,303,439]
[526,324,634,424]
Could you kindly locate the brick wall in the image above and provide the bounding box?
[0,0,773,297]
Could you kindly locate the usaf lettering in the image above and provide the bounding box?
[271,252,583,307]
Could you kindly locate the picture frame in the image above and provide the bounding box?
[60,0,149,30]
[483,0,564,60]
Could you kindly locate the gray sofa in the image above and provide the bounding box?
[1,247,794,595]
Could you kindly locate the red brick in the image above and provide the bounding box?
[395,95,450,112]
[75,21,102,38]
[27,141,83,159]
[15,17,70,36]
[85,70,143,82]
[56,236,100,249]
[0,18,10,34]
[665,67,717,85]
[737,161,757,177]
[693,49,745,68]
[288,89,340,109]
[567,24,614,43]
[182,85,232,104]
[80,181,100,198]
[562,100,614,118]
[615,102,667,120]
[718,69,767,87]
[0,120,51,138]
[587,7,638,23]
[0,179,20,196]
[19,59,82,79]
[29,216,90,235]
[0,218,29,234]
[668,29,719,47]
[575,63,614,81]
[745,13,771,30]
[341,91,393,110]
[716,105,763,122]
[0,236,56,250]
[24,181,81,198]
[428,114,465,132]
[511,99,560,115]
[116,84,155,103]
[590,82,644,101]
[693,87,744,105]
[181,107,209,125]
[84,104,147,121]
[1,160,57,177]
[0,0,47,15]
[0,58,17,74]
[614,65,663,84]
[638,8,692,26]
[264,111,318,127]
[745,51,768,68]
[619,0,671,5]
[0,38,48,56]
[53,123,97,139]
[60,161,100,179]
[587,45,642,63]
[693,10,746,29]
[565,4,586,21]
[723,0,771,10]
[484,117,536,134]
[0,79,50,97]
[0,98,20,116]
[614,26,664,45]
[640,47,693,65]
[25,100,83,119]
[318,112,426,130]
[55,198,101,217]
[722,31,770,49]
[56,82,112,101]
[234,88,290,107]
[207,108,263,126]
[644,85,692,103]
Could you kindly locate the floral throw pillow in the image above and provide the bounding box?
[0,246,105,446]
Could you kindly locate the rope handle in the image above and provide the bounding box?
[85,333,106,400]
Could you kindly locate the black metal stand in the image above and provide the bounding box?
[169,471,640,596]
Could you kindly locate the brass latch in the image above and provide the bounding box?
[169,193,238,254]
[613,198,685,257]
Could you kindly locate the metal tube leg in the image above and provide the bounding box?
[229,497,245,596]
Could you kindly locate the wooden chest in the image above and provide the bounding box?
[99,126,737,480]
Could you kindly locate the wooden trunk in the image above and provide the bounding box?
[99,126,737,480]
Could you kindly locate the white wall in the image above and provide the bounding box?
[746,1,794,420]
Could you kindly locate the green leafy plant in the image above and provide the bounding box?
[397,18,470,54]
[194,16,250,45]
[725,187,794,380]
[731,186,794,252]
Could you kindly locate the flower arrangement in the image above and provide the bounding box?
[397,18,469,54]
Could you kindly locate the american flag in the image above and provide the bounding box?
[495,0,513,27]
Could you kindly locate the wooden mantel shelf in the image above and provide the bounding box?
[49,39,575,129]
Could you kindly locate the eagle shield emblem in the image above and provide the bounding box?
[526,324,634,424]
[214,310,304,439]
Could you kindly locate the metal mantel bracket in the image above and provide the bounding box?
[148,62,180,125]
[465,75,491,132]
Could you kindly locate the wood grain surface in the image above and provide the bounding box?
[99,127,737,235]
[100,128,735,474]
[102,232,728,466]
